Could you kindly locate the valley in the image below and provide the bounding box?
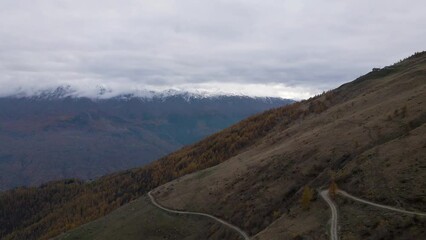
[0,93,291,190]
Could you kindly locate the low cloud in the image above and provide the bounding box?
[0,0,425,99]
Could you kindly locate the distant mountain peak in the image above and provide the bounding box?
[37,85,76,99]
[6,85,289,102]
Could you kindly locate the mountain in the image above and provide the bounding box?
[1,52,425,240]
[0,93,292,190]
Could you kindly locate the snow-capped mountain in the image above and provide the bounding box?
[0,91,294,190]
[9,85,288,103]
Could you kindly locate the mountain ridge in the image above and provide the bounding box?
[5,85,293,102]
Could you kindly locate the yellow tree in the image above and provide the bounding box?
[300,186,314,210]
[329,180,338,199]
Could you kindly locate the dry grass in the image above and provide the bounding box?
[152,53,426,238]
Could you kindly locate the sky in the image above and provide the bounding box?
[0,0,425,99]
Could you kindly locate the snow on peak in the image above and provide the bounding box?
[5,85,287,102]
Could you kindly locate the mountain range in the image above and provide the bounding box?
[0,92,292,190]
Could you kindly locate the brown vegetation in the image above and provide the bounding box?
[300,186,315,210]
[152,52,426,239]
[329,180,338,199]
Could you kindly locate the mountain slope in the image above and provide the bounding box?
[152,52,426,239]
[1,52,425,240]
[0,95,298,240]
[53,196,241,240]
[0,94,292,190]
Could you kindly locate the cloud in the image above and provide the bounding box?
[0,0,425,99]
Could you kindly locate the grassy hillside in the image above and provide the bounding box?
[152,52,426,239]
[53,196,240,240]
[1,52,425,240]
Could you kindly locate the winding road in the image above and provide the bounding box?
[338,190,426,217]
[319,190,339,240]
[320,189,426,240]
[148,187,426,240]
[148,191,250,240]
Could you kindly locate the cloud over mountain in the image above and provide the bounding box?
[0,0,425,99]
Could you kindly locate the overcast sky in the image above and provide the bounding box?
[0,0,425,99]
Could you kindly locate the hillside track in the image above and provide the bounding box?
[148,191,250,240]
[320,188,426,240]
[338,190,426,217]
[320,190,339,240]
